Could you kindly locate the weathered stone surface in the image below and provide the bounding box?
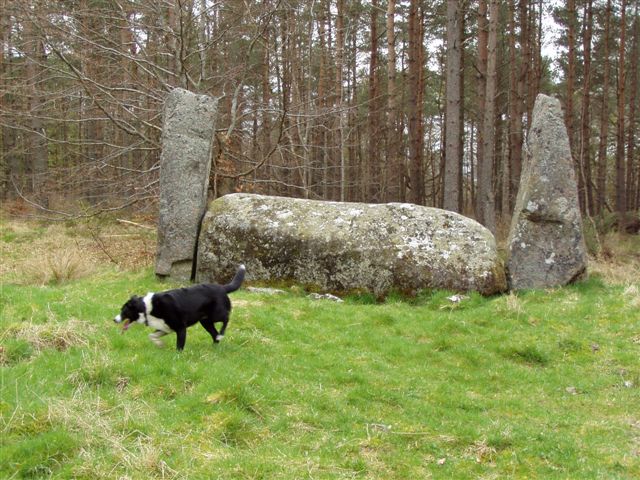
[155,88,218,280]
[197,193,507,296]
[507,94,588,290]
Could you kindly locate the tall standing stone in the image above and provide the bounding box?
[155,88,218,280]
[507,94,587,290]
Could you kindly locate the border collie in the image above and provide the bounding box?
[114,265,245,351]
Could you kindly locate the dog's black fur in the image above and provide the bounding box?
[114,265,245,350]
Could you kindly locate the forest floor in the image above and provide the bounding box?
[1,213,639,479]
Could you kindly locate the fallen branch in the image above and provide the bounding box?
[116,219,155,230]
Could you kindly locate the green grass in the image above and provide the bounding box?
[1,267,639,478]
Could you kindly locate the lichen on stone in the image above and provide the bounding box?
[197,194,507,296]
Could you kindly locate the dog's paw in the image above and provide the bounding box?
[148,334,166,348]
[215,334,224,342]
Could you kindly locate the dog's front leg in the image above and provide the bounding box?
[149,330,168,348]
[176,328,187,351]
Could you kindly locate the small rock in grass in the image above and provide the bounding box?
[246,287,287,295]
[565,386,578,395]
[446,294,468,303]
[308,293,344,303]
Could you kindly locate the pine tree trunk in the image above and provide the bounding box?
[1,0,18,200]
[317,1,328,199]
[596,0,612,214]
[24,9,49,208]
[444,0,462,213]
[335,0,347,201]
[407,0,424,205]
[627,4,639,210]
[580,0,594,214]
[518,0,530,131]
[350,27,360,201]
[385,0,399,202]
[458,17,465,211]
[368,0,380,201]
[615,0,627,219]
[566,0,580,208]
[475,0,488,219]
[525,2,537,122]
[477,0,498,233]
[262,22,272,195]
[508,0,523,214]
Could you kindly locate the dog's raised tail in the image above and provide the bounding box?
[224,264,246,293]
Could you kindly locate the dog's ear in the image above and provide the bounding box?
[125,295,139,306]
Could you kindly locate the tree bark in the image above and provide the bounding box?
[444,0,462,213]
[477,0,498,233]
[24,4,49,207]
[262,18,272,195]
[596,0,612,214]
[615,0,627,219]
[368,0,380,201]
[508,0,523,213]
[627,3,639,210]
[385,0,400,202]
[580,0,594,214]
[407,0,424,205]
[336,0,347,201]
[565,0,579,208]
[1,0,19,200]
[475,0,488,217]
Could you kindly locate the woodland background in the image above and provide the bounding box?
[0,0,638,233]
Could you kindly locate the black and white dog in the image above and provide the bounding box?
[114,265,245,351]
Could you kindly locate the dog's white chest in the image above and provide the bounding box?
[147,315,172,333]
[142,293,173,333]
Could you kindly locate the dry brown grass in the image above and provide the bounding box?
[20,248,96,286]
[1,210,636,289]
[588,231,640,286]
[1,216,156,284]
[465,438,498,464]
[45,392,180,479]
[2,319,93,354]
[622,284,640,310]
[504,292,524,316]
[0,318,95,365]
[492,212,638,288]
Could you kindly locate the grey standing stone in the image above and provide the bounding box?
[507,94,588,290]
[197,193,507,296]
[155,88,218,280]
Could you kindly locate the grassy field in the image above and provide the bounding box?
[1,217,639,479]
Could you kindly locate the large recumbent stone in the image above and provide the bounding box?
[196,193,507,296]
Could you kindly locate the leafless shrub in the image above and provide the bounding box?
[21,248,95,286]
